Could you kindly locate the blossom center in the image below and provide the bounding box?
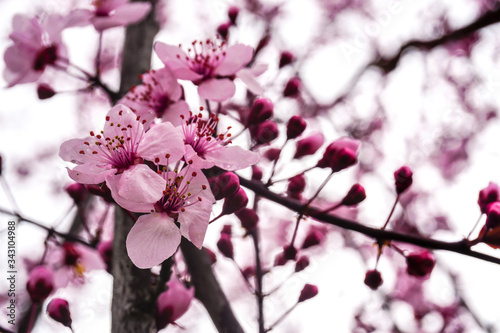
[182,113,232,157]
[177,39,226,80]
[33,45,58,71]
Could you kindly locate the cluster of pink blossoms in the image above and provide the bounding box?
[61,103,259,268]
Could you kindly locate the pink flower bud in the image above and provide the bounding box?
[235,208,259,231]
[64,183,87,204]
[486,202,500,229]
[263,148,281,161]
[221,224,232,236]
[253,120,279,145]
[228,6,239,25]
[317,137,360,172]
[298,284,318,302]
[341,184,366,206]
[279,51,294,68]
[283,77,301,97]
[217,234,234,259]
[301,229,325,249]
[294,133,324,159]
[406,251,435,278]
[478,182,500,214]
[98,240,113,271]
[222,188,248,215]
[364,270,383,290]
[286,116,307,140]
[209,172,240,200]
[156,279,194,330]
[274,252,287,266]
[37,83,56,100]
[62,242,81,267]
[295,255,310,272]
[248,98,274,125]
[394,166,413,194]
[204,248,217,265]
[283,245,297,261]
[287,174,306,199]
[47,298,72,328]
[252,165,263,181]
[27,266,54,303]
[217,22,231,40]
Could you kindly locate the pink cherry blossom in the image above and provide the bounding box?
[156,278,195,329]
[3,12,88,87]
[90,0,152,31]
[155,39,266,101]
[118,67,189,128]
[181,112,259,170]
[59,104,185,206]
[113,166,215,268]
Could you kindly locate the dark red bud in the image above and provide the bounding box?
[217,234,234,259]
[279,51,294,68]
[283,77,301,97]
[209,172,240,200]
[286,115,307,140]
[47,298,72,328]
[294,133,324,159]
[298,284,318,302]
[98,240,113,271]
[287,174,306,199]
[252,165,263,181]
[217,22,231,40]
[222,188,248,215]
[274,252,287,266]
[406,251,435,278]
[204,248,217,265]
[302,229,325,249]
[341,184,366,206]
[316,138,360,171]
[478,182,500,214]
[248,98,274,125]
[65,183,87,204]
[242,266,256,280]
[364,270,383,290]
[27,266,54,303]
[235,208,259,231]
[263,148,281,161]
[253,120,279,145]
[283,245,297,261]
[228,6,239,25]
[37,83,56,100]
[221,224,232,236]
[295,256,310,272]
[394,166,413,194]
[486,202,500,229]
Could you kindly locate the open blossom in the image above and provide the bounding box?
[89,0,151,31]
[155,39,266,101]
[118,67,190,128]
[3,12,88,87]
[110,166,215,268]
[181,113,259,170]
[59,104,185,207]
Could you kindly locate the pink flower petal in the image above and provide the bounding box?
[64,9,93,28]
[103,104,143,141]
[106,165,164,213]
[179,199,213,249]
[67,164,115,184]
[59,138,93,164]
[126,213,181,268]
[184,145,214,170]
[154,42,203,81]
[215,44,253,76]
[91,16,125,31]
[161,100,190,127]
[158,279,195,322]
[138,122,185,165]
[197,78,236,101]
[236,68,265,95]
[152,67,182,101]
[112,2,151,26]
[205,146,260,171]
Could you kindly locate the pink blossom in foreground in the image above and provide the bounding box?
[155,39,266,101]
[3,12,88,87]
[119,67,190,128]
[156,278,195,329]
[90,0,152,31]
[59,104,185,207]
[181,113,259,170]
[111,167,215,268]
